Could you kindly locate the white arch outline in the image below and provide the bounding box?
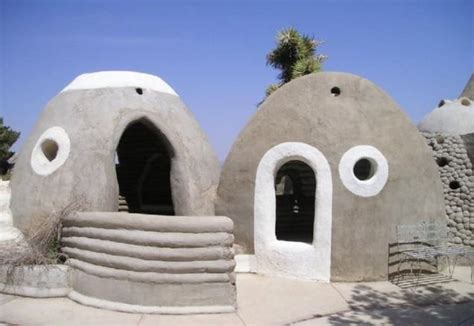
[254,142,332,281]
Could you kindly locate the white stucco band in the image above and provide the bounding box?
[31,127,71,176]
[338,145,389,197]
[254,142,332,281]
[61,71,178,96]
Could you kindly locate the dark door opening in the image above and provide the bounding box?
[116,120,175,215]
[275,160,316,243]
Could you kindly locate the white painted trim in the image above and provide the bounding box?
[61,71,178,96]
[30,127,71,176]
[254,142,332,281]
[68,291,236,314]
[338,145,389,197]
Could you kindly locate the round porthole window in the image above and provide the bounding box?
[338,145,389,197]
[31,127,71,176]
[353,158,377,181]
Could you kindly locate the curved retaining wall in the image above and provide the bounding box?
[0,265,70,297]
[62,212,236,314]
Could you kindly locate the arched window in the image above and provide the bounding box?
[116,119,174,215]
[275,160,316,243]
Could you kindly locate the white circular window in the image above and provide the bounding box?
[338,145,388,197]
[31,127,71,176]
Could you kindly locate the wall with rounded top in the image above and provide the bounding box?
[9,71,221,233]
[216,71,445,281]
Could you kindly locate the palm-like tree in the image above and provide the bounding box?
[265,27,326,97]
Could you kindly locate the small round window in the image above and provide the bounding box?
[31,127,70,176]
[339,145,389,197]
[353,158,377,181]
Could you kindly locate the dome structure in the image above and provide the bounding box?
[10,71,220,231]
[216,72,445,281]
[8,71,236,313]
[418,76,474,249]
[418,97,474,135]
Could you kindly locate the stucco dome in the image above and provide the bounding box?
[10,71,220,232]
[216,72,445,281]
[418,97,474,135]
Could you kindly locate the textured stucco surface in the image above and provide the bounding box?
[216,72,445,281]
[62,212,236,312]
[0,265,70,297]
[10,72,220,232]
[422,133,474,247]
[70,271,235,309]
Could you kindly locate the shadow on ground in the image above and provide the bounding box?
[327,283,474,325]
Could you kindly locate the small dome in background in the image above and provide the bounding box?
[418,97,474,135]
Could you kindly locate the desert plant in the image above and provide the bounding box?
[0,200,84,273]
[265,27,326,98]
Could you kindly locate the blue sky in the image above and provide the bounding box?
[1,0,472,160]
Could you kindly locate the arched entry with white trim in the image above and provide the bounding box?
[254,142,332,281]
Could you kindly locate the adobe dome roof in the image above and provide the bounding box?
[418,97,474,135]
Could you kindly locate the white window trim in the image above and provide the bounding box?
[31,127,71,176]
[338,145,389,197]
[254,142,332,281]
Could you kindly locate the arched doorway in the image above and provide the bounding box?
[115,119,175,215]
[275,160,316,243]
[254,142,332,281]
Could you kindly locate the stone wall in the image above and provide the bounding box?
[423,133,474,247]
[461,133,474,165]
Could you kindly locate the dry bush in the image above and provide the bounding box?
[0,199,84,269]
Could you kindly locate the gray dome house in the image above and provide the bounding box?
[216,72,446,281]
[10,71,220,230]
[8,71,236,313]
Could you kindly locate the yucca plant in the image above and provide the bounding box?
[265,27,326,98]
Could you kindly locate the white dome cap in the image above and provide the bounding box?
[418,97,474,135]
[61,71,178,96]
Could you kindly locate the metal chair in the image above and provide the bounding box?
[395,222,465,285]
